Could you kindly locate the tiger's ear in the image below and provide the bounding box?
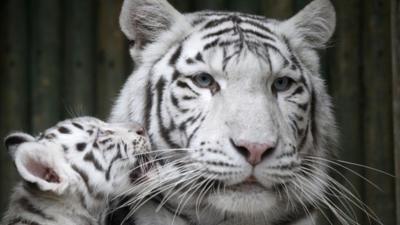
[4,132,35,158]
[13,142,70,195]
[119,0,189,48]
[281,0,336,49]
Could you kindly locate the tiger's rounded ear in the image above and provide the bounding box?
[14,142,70,195]
[4,132,35,158]
[119,0,189,48]
[281,0,336,49]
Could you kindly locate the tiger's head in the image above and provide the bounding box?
[111,0,337,219]
[4,117,152,202]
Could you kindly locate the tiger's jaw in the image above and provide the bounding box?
[208,182,279,214]
[212,191,277,214]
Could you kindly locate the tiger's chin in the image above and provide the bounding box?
[207,183,278,214]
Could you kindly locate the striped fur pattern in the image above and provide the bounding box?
[1,117,153,225]
[111,0,338,224]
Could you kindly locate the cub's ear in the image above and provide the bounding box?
[119,0,189,48]
[281,0,336,49]
[4,132,35,158]
[13,142,69,195]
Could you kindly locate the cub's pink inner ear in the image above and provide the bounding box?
[26,158,61,183]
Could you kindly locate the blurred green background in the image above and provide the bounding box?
[0,0,399,224]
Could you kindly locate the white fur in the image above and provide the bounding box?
[111,0,338,224]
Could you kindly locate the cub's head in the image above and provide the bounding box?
[112,0,337,217]
[4,117,152,198]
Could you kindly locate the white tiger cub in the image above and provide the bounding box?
[110,0,343,224]
[1,117,155,225]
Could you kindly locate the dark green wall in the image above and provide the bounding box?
[0,0,399,224]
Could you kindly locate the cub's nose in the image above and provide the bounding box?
[230,139,276,166]
[129,122,146,136]
[115,122,146,136]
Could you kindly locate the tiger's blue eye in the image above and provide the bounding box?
[273,77,293,92]
[193,73,215,88]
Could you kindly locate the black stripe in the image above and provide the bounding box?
[169,45,182,66]
[100,138,112,145]
[203,17,233,29]
[76,142,87,151]
[156,78,180,148]
[178,112,202,131]
[62,144,68,152]
[84,151,104,171]
[263,42,290,65]
[198,11,269,22]
[71,164,93,193]
[311,90,318,146]
[294,113,304,122]
[298,122,310,151]
[190,112,203,125]
[172,70,180,81]
[182,96,196,100]
[176,81,200,96]
[17,197,54,221]
[218,39,240,47]
[203,38,220,50]
[106,144,116,151]
[242,19,274,35]
[186,58,195,64]
[191,17,206,26]
[186,116,205,146]
[297,103,309,111]
[288,100,309,111]
[144,80,153,130]
[105,150,122,181]
[266,47,273,74]
[202,27,234,39]
[242,29,275,42]
[195,53,204,62]
[7,217,41,225]
[72,122,84,130]
[286,86,304,99]
[170,93,181,109]
[58,126,71,134]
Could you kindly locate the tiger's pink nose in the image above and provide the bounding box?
[230,139,276,165]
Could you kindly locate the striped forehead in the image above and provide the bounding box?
[178,12,296,75]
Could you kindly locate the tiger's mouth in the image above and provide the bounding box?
[129,155,155,183]
[209,175,287,195]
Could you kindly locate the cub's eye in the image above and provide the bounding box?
[192,73,215,88]
[272,77,293,92]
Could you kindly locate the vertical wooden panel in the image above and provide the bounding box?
[327,0,365,224]
[363,0,396,224]
[0,0,29,214]
[30,0,63,132]
[227,0,261,14]
[63,0,96,117]
[96,0,128,120]
[391,0,400,224]
[262,0,294,19]
[194,0,226,11]
[169,0,194,12]
[294,0,309,11]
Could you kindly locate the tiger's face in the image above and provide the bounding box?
[5,117,152,198]
[112,0,337,218]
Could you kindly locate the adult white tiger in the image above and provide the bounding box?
[1,117,158,225]
[110,0,339,224]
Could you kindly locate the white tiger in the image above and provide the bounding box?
[109,0,344,224]
[1,117,158,225]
